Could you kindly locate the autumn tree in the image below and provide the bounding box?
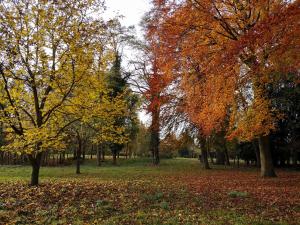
[129,39,171,165]
[63,49,129,171]
[148,0,299,176]
[0,0,109,185]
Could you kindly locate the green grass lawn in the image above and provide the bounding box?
[0,158,299,225]
[0,158,204,182]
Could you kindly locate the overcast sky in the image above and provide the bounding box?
[104,0,151,33]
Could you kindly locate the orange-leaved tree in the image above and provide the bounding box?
[148,0,299,176]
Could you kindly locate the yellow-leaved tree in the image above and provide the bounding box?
[0,0,115,185]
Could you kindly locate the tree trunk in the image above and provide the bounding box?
[102,149,105,161]
[224,146,230,166]
[210,152,214,164]
[215,150,225,165]
[112,151,117,165]
[29,152,43,186]
[292,148,298,167]
[73,148,76,160]
[258,135,276,177]
[150,108,160,165]
[90,144,93,159]
[97,145,101,166]
[200,138,210,169]
[76,134,82,174]
[82,142,86,161]
[76,149,81,174]
[153,146,160,165]
[253,140,261,168]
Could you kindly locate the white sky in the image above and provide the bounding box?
[104,0,151,31]
[104,0,151,125]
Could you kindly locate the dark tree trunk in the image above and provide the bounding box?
[76,133,82,174]
[200,138,210,169]
[59,153,62,164]
[215,150,225,165]
[224,146,230,166]
[81,141,86,162]
[207,138,214,164]
[258,135,276,177]
[112,151,117,165]
[152,141,160,165]
[210,152,214,164]
[102,149,105,161]
[97,145,101,166]
[82,144,86,161]
[29,152,43,186]
[150,108,160,165]
[253,140,261,168]
[90,144,93,159]
[292,149,298,167]
[125,143,128,159]
[73,148,76,160]
[76,149,81,174]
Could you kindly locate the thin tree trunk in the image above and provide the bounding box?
[76,133,82,174]
[90,144,93,159]
[73,148,76,160]
[292,148,297,167]
[76,148,81,174]
[210,152,214,164]
[112,151,117,165]
[253,140,261,168]
[102,149,105,161]
[258,135,276,177]
[150,109,160,165]
[97,145,101,166]
[224,146,230,166]
[82,142,86,161]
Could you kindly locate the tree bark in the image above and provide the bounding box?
[125,143,128,159]
[112,151,117,165]
[258,135,276,177]
[224,146,230,166]
[29,152,43,186]
[253,140,261,168]
[150,108,160,165]
[76,134,82,174]
[90,144,93,159]
[96,145,101,166]
[102,149,105,161]
[200,138,210,169]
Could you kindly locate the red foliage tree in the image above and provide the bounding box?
[148,0,299,176]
